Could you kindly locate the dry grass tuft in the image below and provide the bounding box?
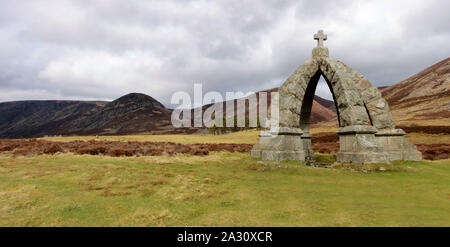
[101,189,132,197]
[150,179,169,185]
[139,188,156,198]
[80,182,105,191]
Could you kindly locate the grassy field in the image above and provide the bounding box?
[0,152,449,226]
[40,130,260,144]
[40,129,449,145]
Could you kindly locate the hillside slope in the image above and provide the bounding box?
[68,93,173,135]
[0,101,106,138]
[310,97,337,123]
[0,93,177,138]
[0,90,339,138]
[197,88,336,127]
[381,57,450,126]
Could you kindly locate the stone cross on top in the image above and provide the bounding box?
[314,30,327,47]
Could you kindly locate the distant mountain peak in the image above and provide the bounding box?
[108,92,164,108]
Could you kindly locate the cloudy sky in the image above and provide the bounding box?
[0,0,449,105]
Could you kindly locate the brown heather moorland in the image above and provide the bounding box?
[0,139,253,158]
[0,130,448,160]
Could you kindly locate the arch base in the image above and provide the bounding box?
[375,129,423,161]
[301,133,314,161]
[251,127,306,161]
[337,125,390,164]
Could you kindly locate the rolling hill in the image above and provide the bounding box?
[381,57,450,126]
[316,57,450,129]
[0,100,107,138]
[0,90,337,138]
[1,57,448,138]
[196,87,337,128]
[68,93,173,135]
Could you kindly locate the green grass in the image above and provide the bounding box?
[0,153,449,226]
[313,153,337,164]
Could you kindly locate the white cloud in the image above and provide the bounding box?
[0,0,448,105]
[315,77,333,100]
[38,49,171,101]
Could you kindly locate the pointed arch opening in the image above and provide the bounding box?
[299,69,341,133]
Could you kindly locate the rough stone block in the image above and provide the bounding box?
[261,150,305,161]
[340,106,370,126]
[401,138,423,161]
[372,112,396,129]
[339,76,359,90]
[348,71,365,86]
[320,61,336,82]
[336,90,363,108]
[402,150,423,161]
[250,150,262,158]
[336,125,389,163]
[283,69,307,92]
[325,65,341,86]
[251,132,306,161]
[280,80,306,100]
[279,109,300,128]
[251,133,273,158]
[312,46,329,58]
[339,134,379,152]
[258,130,273,137]
[355,78,372,90]
[365,98,390,116]
[387,151,403,161]
[361,87,382,103]
[280,94,302,114]
[338,125,378,134]
[270,127,303,135]
[374,128,422,161]
[301,133,314,160]
[299,60,319,78]
[375,128,405,136]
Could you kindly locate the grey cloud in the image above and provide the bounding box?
[0,0,449,105]
[402,1,450,37]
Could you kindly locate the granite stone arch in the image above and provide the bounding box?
[251,30,422,164]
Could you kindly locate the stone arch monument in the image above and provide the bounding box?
[251,30,422,164]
